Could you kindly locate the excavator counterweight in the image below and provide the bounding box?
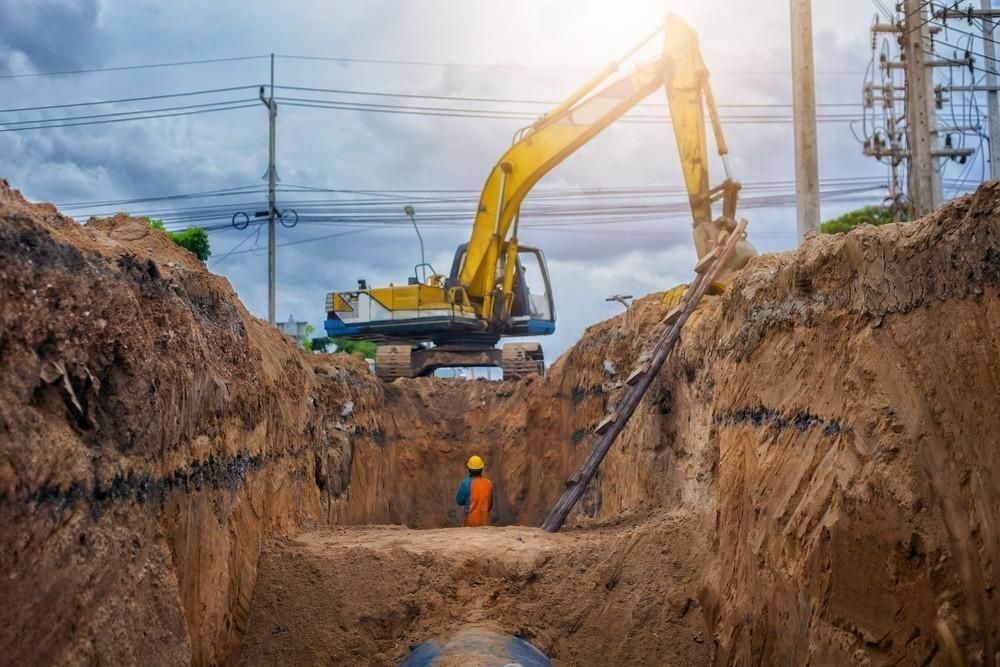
[324,15,756,380]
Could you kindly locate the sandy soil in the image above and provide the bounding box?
[242,516,713,666]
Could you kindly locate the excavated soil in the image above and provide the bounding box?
[242,519,711,666]
[1,177,999,666]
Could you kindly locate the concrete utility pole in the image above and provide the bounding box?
[982,0,1000,177]
[903,0,938,214]
[790,0,820,244]
[260,53,278,325]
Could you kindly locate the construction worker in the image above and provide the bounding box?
[455,455,494,527]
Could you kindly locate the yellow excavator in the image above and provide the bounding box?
[324,15,756,380]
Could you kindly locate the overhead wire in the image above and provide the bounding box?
[277,97,862,125]
[68,178,892,226]
[0,101,259,132]
[0,97,260,128]
[0,85,261,113]
[208,226,262,269]
[0,55,269,80]
[116,184,887,235]
[274,53,862,76]
[218,228,369,260]
[271,84,859,110]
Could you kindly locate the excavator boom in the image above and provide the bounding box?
[456,14,754,319]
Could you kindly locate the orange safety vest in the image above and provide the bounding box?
[464,476,493,527]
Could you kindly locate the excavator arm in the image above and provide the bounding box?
[456,14,756,322]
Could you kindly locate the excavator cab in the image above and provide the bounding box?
[446,243,555,336]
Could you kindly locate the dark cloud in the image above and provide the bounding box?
[0,0,101,74]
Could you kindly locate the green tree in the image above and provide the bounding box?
[332,338,377,359]
[820,206,906,235]
[147,218,211,261]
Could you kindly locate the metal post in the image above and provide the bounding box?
[903,0,937,214]
[790,0,820,244]
[404,206,426,282]
[261,53,278,324]
[982,0,1000,177]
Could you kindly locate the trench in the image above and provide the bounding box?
[238,349,722,666]
[4,180,1000,666]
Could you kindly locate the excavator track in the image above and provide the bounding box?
[375,345,413,382]
[501,343,545,380]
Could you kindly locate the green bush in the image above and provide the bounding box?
[147,218,211,261]
[310,336,333,353]
[332,338,377,359]
[820,206,905,235]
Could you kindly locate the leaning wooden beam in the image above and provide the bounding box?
[541,219,749,533]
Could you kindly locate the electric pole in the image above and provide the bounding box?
[903,0,938,214]
[981,0,1000,177]
[260,53,278,325]
[863,5,980,213]
[230,54,297,324]
[790,0,820,244]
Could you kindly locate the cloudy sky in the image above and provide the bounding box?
[1,0,992,362]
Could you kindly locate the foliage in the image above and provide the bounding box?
[310,336,333,353]
[820,206,905,235]
[332,338,377,359]
[301,324,315,351]
[147,218,211,261]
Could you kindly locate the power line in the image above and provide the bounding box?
[274,53,862,76]
[207,189,883,255]
[57,185,263,209]
[0,55,268,80]
[0,102,259,132]
[208,227,261,269]
[934,20,1000,48]
[0,98,259,128]
[118,184,886,233]
[221,228,369,258]
[278,97,862,124]
[0,85,260,114]
[0,84,861,135]
[0,50,864,81]
[272,84,859,109]
[58,176,888,211]
[67,179,891,224]
[897,0,937,39]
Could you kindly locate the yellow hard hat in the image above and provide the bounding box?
[467,455,485,471]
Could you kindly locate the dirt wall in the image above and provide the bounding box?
[695,188,1000,664]
[0,181,384,665]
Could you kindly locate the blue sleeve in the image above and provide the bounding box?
[455,477,470,506]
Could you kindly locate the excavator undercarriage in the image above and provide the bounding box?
[374,343,544,381]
